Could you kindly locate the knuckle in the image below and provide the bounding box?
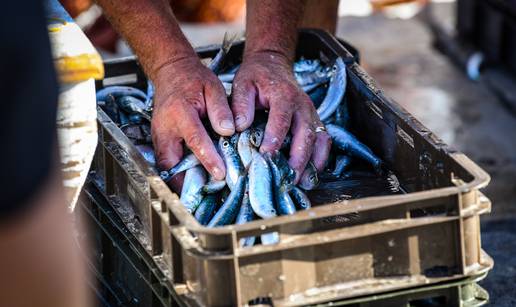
[185,132,202,150]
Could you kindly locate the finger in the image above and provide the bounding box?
[178,104,226,180]
[311,130,332,172]
[205,80,235,136]
[260,94,294,153]
[288,107,317,183]
[152,132,186,191]
[231,77,256,131]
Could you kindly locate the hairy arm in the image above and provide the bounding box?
[232,0,331,181]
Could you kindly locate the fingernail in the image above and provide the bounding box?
[235,115,247,128]
[220,119,234,131]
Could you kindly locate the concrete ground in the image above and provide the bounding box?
[336,3,516,306]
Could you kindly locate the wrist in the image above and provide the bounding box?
[243,49,293,69]
[149,51,198,82]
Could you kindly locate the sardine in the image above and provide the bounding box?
[219,136,244,190]
[332,155,352,177]
[295,66,331,87]
[294,58,321,73]
[237,129,255,169]
[144,80,154,110]
[317,57,347,123]
[250,125,264,148]
[135,144,156,166]
[298,162,319,190]
[218,73,235,83]
[277,186,296,215]
[249,151,277,219]
[290,186,311,210]
[208,32,236,74]
[222,82,232,96]
[334,97,350,127]
[160,153,200,182]
[225,64,240,74]
[96,85,147,102]
[194,194,218,225]
[281,134,292,151]
[202,179,226,194]
[261,232,279,245]
[208,175,246,227]
[117,96,151,122]
[180,166,207,213]
[326,124,382,170]
[308,84,328,109]
[236,181,256,246]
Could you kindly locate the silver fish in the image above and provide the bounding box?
[326,124,382,170]
[261,232,279,245]
[294,58,322,73]
[222,82,232,96]
[250,125,265,148]
[277,185,296,215]
[96,85,147,102]
[135,144,156,167]
[202,179,226,194]
[144,79,154,110]
[236,181,256,247]
[180,166,207,213]
[208,32,236,74]
[298,162,319,190]
[237,129,255,169]
[219,135,244,190]
[208,175,246,227]
[290,186,311,210]
[249,151,277,219]
[194,194,218,225]
[117,96,151,121]
[295,66,331,87]
[332,155,352,177]
[317,57,347,123]
[160,153,200,182]
[218,73,235,83]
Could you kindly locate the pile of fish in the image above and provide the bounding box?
[96,39,385,241]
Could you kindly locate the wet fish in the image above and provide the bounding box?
[309,84,328,109]
[96,85,147,102]
[208,32,236,74]
[117,96,151,121]
[222,82,232,96]
[326,124,382,170]
[298,162,319,190]
[277,186,296,215]
[332,155,352,177]
[219,135,245,190]
[237,129,256,169]
[250,125,265,148]
[160,153,200,182]
[281,134,292,151]
[266,152,294,189]
[144,80,154,110]
[236,181,256,246]
[218,73,235,83]
[208,175,246,227]
[317,57,347,123]
[202,179,226,194]
[225,64,240,74]
[194,194,218,225]
[295,66,331,87]
[261,232,279,245]
[290,186,311,210]
[249,151,277,219]
[180,166,207,213]
[334,97,350,127]
[294,58,321,73]
[135,144,156,166]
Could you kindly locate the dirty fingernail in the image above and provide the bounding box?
[220,119,235,131]
[235,115,247,128]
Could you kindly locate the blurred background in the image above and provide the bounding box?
[62,0,516,305]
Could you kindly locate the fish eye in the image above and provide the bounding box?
[310,175,317,182]
[222,141,229,147]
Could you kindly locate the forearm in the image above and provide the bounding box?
[95,0,195,80]
[244,0,306,63]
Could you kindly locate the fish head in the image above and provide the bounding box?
[298,162,320,190]
[219,136,234,154]
[250,127,264,147]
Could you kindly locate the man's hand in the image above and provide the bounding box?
[232,52,331,182]
[151,56,235,185]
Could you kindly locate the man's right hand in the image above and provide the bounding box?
[151,56,234,189]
